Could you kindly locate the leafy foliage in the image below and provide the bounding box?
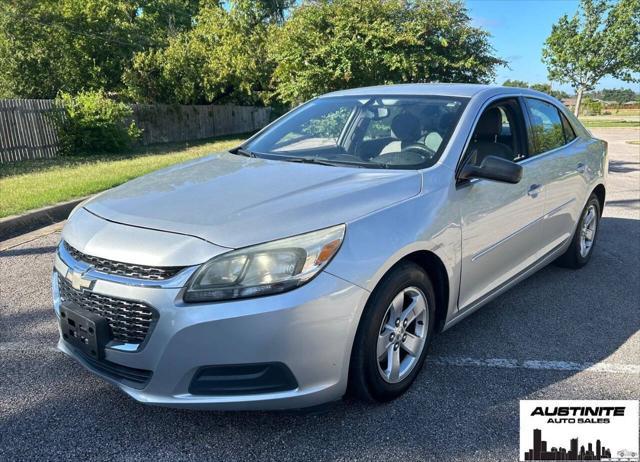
[267,0,506,105]
[581,97,603,115]
[589,88,639,103]
[530,124,566,153]
[502,80,570,99]
[301,107,352,139]
[50,91,141,155]
[502,79,531,89]
[542,0,640,114]
[0,0,199,99]
[2,0,505,107]
[124,3,274,105]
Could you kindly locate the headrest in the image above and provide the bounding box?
[475,107,503,138]
[438,112,457,133]
[391,113,421,142]
[421,105,442,132]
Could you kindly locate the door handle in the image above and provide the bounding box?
[528,184,543,197]
[576,163,586,173]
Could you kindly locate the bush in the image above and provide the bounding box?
[50,90,142,155]
[581,98,603,116]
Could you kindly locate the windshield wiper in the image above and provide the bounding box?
[279,157,344,167]
[279,156,381,169]
[233,147,257,158]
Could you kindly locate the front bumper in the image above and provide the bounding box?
[53,260,368,410]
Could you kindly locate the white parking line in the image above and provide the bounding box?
[426,356,640,375]
[1,342,638,375]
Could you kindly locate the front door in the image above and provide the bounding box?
[455,98,547,310]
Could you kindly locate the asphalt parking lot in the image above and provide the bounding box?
[1,128,638,462]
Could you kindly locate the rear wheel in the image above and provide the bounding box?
[555,194,601,268]
[349,262,436,402]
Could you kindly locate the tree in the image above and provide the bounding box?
[0,0,199,99]
[529,83,570,100]
[124,2,287,105]
[502,79,530,88]
[600,87,637,103]
[267,0,506,105]
[233,0,294,24]
[502,80,570,99]
[542,0,640,116]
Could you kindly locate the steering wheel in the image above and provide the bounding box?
[401,143,436,160]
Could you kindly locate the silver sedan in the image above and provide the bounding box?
[52,84,607,410]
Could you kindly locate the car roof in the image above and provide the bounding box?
[320,83,550,99]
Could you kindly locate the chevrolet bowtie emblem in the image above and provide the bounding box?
[66,269,95,291]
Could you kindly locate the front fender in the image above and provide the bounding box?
[325,183,461,325]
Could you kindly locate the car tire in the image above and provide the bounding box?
[348,262,436,403]
[555,193,601,269]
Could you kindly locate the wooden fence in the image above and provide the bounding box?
[0,99,60,163]
[0,100,272,163]
[131,104,271,146]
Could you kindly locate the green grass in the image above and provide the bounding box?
[580,119,640,128]
[0,135,247,218]
[606,108,640,116]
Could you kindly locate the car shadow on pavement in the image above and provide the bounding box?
[0,245,58,257]
[608,159,639,173]
[0,216,638,461]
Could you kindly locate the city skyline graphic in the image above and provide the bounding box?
[524,428,612,461]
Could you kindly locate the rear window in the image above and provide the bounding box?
[525,98,567,155]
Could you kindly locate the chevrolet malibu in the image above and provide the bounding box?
[53,84,607,410]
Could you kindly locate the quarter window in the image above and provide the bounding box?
[525,98,566,155]
[560,113,576,143]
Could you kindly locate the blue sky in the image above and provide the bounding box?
[465,0,639,93]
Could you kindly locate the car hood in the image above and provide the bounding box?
[84,152,421,248]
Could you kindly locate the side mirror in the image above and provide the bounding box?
[459,155,523,184]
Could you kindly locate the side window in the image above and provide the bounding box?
[464,102,519,167]
[560,113,576,143]
[525,98,566,155]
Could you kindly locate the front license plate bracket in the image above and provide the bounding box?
[60,303,110,360]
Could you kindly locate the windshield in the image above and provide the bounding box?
[244,95,468,169]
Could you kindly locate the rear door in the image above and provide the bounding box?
[523,98,588,254]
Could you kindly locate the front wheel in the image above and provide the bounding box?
[555,193,601,268]
[348,262,436,402]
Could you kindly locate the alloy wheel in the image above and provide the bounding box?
[579,204,598,258]
[377,286,429,383]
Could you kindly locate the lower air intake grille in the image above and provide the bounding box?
[73,347,152,388]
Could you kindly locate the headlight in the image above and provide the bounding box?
[183,224,346,302]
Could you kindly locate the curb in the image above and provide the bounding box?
[0,198,86,242]
[0,221,65,252]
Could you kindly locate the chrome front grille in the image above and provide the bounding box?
[57,274,156,344]
[63,242,184,280]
